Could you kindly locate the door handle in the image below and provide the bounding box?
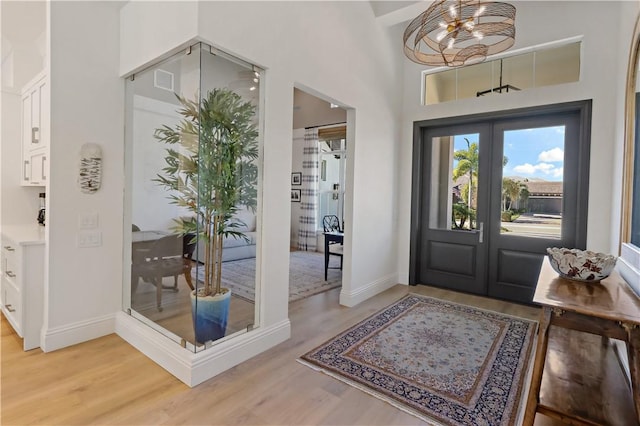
[4,304,15,313]
[478,222,484,244]
[3,246,15,252]
[24,160,29,180]
[32,127,40,144]
[42,156,46,180]
[6,271,15,278]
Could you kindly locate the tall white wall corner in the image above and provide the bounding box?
[119,1,198,76]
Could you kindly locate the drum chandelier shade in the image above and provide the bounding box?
[403,0,516,67]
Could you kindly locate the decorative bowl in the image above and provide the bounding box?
[546,247,617,283]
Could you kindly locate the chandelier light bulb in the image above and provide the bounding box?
[447,37,455,50]
[436,30,448,41]
[449,4,457,17]
[473,31,484,40]
[475,5,486,16]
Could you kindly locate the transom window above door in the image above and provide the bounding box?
[424,40,581,105]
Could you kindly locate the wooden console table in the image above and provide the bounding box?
[524,258,640,425]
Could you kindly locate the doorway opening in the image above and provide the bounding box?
[410,100,592,304]
[288,87,348,303]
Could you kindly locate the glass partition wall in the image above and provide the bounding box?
[124,43,262,352]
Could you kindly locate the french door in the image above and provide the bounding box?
[410,102,591,304]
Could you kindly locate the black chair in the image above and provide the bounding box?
[323,215,342,233]
[132,224,141,232]
[131,233,196,311]
[322,215,343,279]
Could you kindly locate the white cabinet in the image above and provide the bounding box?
[21,72,48,187]
[1,229,45,350]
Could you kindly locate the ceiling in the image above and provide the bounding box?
[1,1,46,46]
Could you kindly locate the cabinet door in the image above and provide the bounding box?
[21,94,31,185]
[28,151,46,186]
[28,84,42,150]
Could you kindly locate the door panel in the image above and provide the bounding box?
[487,113,586,303]
[416,124,491,295]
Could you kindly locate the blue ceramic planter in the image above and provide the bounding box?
[190,289,231,343]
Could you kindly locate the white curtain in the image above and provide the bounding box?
[298,128,319,251]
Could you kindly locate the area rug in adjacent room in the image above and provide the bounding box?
[193,250,342,303]
[300,294,537,426]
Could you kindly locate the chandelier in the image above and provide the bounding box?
[403,0,516,67]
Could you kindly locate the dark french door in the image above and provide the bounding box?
[410,101,591,304]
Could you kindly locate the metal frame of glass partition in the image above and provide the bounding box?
[123,42,264,353]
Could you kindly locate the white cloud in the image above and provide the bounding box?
[513,162,561,177]
[552,167,564,178]
[513,163,537,174]
[538,147,564,162]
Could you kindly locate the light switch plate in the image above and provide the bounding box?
[78,212,99,229]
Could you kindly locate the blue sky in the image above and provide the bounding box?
[453,126,565,181]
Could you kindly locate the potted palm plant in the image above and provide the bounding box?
[154,88,258,343]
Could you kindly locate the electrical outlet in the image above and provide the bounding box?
[78,230,102,248]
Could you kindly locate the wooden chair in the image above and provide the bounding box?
[131,233,196,311]
[323,215,343,277]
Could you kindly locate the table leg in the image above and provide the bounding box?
[523,307,553,426]
[626,324,640,424]
[324,236,330,281]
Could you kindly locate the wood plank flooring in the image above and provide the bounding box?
[1,283,622,425]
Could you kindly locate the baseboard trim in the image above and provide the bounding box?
[115,312,291,387]
[339,273,398,307]
[41,313,116,352]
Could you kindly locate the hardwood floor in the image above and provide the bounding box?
[1,284,623,425]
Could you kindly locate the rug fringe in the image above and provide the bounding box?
[296,358,446,426]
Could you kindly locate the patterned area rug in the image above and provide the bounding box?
[300,294,537,426]
[193,250,342,303]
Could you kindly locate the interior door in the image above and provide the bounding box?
[487,112,588,303]
[415,124,491,295]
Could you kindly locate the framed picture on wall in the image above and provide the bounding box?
[291,172,302,185]
[291,189,301,202]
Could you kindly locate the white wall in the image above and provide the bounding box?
[118,0,402,382]
[43,1,124,350]
[131,95,185,231]
[396,1,640,283]
[199,1,403,308]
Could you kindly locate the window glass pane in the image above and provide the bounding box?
[126,43,262,351]
[535,43,580,87]
[632,96,640,246]
[493,53,534,93]
[500,126,565,238]
[425,70,456,104]
[424,42,580,105]
[428,133,480,231]
[457,62,492,99]
[318,138,346,227]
